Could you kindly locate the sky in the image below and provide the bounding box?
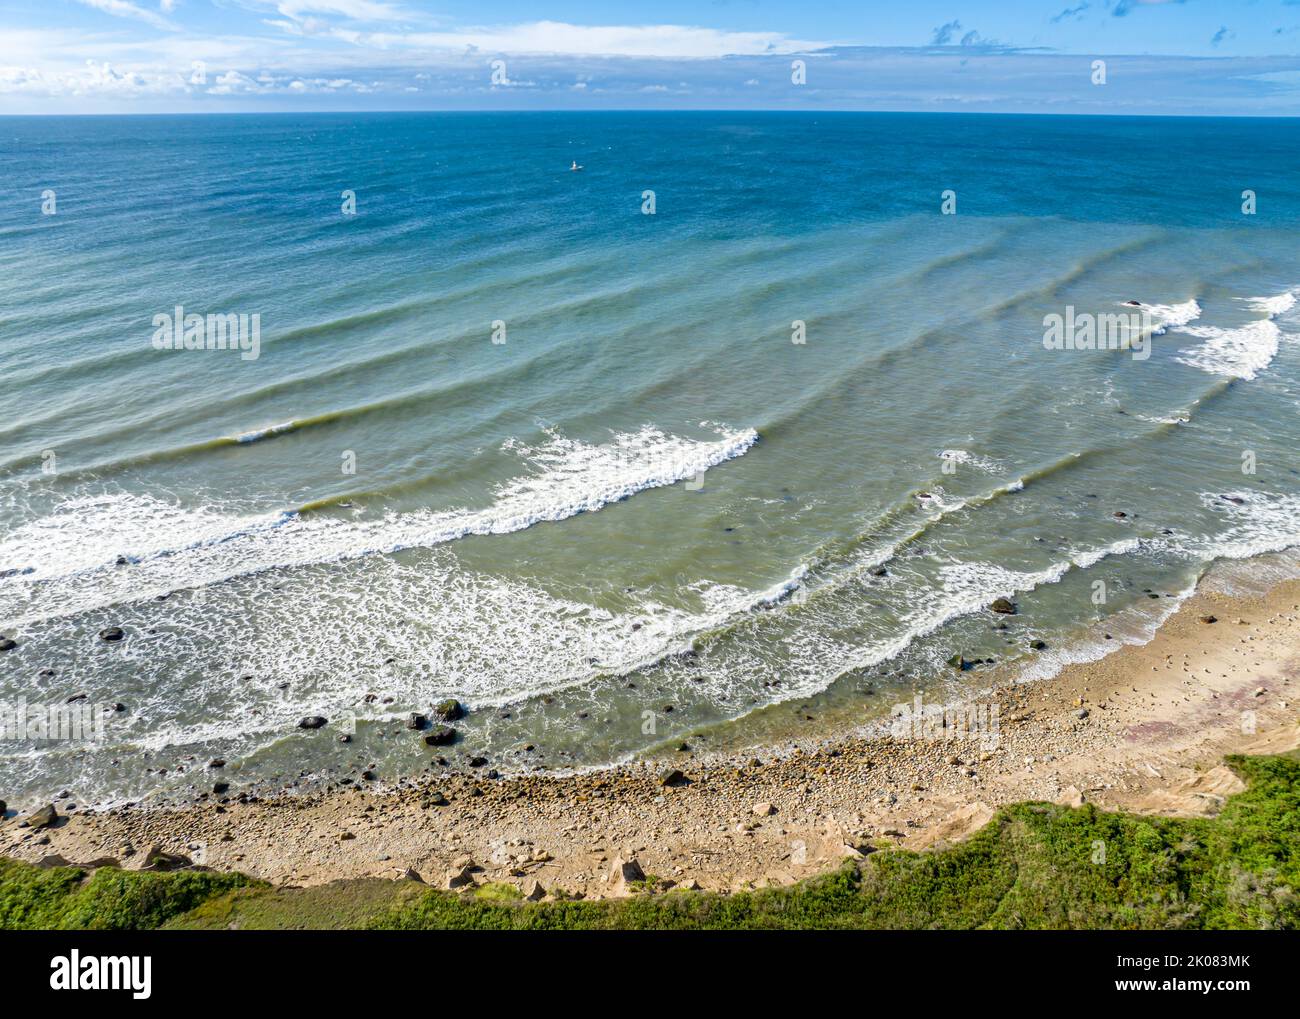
[4,1,1300,115]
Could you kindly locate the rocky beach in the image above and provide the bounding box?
[4,576,1297,902]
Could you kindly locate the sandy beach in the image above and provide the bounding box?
[4,575,1297,900]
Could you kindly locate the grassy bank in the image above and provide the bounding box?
[3,754,1296,930]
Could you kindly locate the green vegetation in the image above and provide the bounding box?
[2,753,1296,930]
[0,857,255,930]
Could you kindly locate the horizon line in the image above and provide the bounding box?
[3,108,1299,120]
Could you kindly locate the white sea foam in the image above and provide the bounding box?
[0,423,759,626]
[939,449,1003,474]
[1182,490,1300,562]
[1170,288,1296,381]
[1145,298,1202,335]
[234,421,296,444]
[719,536,1149,709]
[1246,289,1296,319]
[1175,319,1281,381]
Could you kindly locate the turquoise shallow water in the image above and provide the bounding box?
[1,112,1299,806]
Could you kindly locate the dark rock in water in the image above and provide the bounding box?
[337,734,352,743]
[362,770,377,781]
[871,567,888,577]
[208,758,225,769]
[424,725,456,746]
[660,768,690,787]
[434,699,465,721]
[1112,511,1127,519]
[297,716,328,730]
[990,598,1016,615]
[212,782,229,795]
[115,556,129,566]
[468,756,488,768]
[406,713,428,731]
[98,627,125,642]
[24,804,58,829]
[1124,300,1142,307]
[947,654,972,671]
[0,638,16,652]
[1030,639,1047,650]
[0,799,6,817]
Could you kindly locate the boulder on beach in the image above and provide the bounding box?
[608,857,646,896]
[22,804,57,829]
[522,878,546,901]
[406,713,428,730]
[139,846,193,872]
[446,865,475,890]
[434,699,465,721]
[660,768,690,787]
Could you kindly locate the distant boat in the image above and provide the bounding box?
[570,160,584,172]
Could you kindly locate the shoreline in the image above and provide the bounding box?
[3,575,1298,899]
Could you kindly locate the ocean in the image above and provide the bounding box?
[2,111,1299,807]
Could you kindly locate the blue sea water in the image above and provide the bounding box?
[1,112,1299,806]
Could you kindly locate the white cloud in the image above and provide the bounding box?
[343,21,826,58]
[271,0,411,23]
[73,0,175,31]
